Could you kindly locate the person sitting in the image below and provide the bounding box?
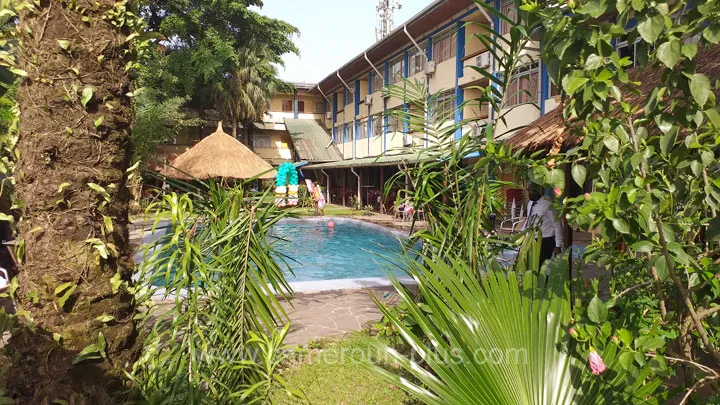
[404,202,414,221]
[396,200,413,222]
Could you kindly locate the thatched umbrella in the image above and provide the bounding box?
[163,122,276,180]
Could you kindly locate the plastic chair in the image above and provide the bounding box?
[499,198,526,233]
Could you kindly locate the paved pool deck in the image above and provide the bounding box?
[146,285,402,346]
[280,286,402,346]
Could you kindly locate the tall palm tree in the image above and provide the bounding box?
[212,48,277,145]
[7,0,139,401]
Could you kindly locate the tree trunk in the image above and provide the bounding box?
[7,0,139,402]
[246,121,253,147]
[231,119,237,139]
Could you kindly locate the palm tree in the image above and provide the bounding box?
[212,48,277,145]
[7,0,139,401]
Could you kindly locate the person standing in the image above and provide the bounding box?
[523,183,563,265]
[312,181,325,216]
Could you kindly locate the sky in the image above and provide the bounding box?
[255,0,430,84]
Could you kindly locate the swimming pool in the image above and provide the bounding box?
[269,218,407,282]
[134,217,412,293]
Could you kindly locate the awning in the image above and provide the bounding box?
[284,119,343,162]
[303,153,423,170]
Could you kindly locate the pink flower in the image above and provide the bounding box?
[588,349,607,376]
[611,336,619,344]
[569,327,578,338]
[553,188,562,197]
[584,192,591,200]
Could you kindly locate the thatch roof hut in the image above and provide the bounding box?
[163,122,276,180]
[504,44,720,152]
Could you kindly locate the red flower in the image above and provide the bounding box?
[553,188,562,197]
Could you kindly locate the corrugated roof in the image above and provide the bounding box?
[303,153,423,170]
[283,119,343,162]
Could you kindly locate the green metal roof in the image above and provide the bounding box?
[303,153,423,170]
[283,119,343,162]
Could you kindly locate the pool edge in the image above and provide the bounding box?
[150,276,417,301]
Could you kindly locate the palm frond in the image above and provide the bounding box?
[130,181,295,403]
[365,247,664,404]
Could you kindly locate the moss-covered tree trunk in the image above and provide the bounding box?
[5,0,138,402]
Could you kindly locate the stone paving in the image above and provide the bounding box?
[280,287,400,346]
[146,287,401,347]
[355,213,426,233]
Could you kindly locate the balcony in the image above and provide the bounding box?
[459,51,492,88]
[266,111,325,124]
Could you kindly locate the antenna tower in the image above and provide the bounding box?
[376,0,402,41]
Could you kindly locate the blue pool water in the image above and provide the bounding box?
[269,219,407,282]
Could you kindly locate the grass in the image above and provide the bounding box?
[271,333,411,405]
[131,203,368,223]
[291,204,362,217]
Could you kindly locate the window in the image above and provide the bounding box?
[388,109,404,133]
[505,63,539,107]
[254,134,271,148]
[334,91,343,111]
[408,45,427,76]
[281,100,293,112]
[500,0,516,36]
[433,29,456,63]
[435,90,456,120]
[345,123,354,142]
[297,101,305,113]
[314,101,325,114]
[616,36,640,67]
[373,114,383,137]
[333,125,342,143]
[372,71,384,93]
[357,118,369,140]
[388,54,404,84]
